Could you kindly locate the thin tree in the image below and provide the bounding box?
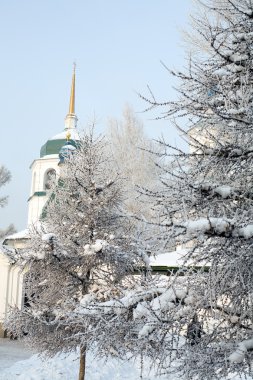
[107,104,159,218]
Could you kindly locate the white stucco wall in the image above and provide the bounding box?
[0,253,11,322]
[0,252,24,337]
[28,155,60,225]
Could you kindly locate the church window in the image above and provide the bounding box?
[44,169,56,190]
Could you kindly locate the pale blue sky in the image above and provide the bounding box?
[1,1,192,231]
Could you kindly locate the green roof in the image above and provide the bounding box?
[40,139,77,158]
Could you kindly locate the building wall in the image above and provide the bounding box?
[28,155,60,225]
[0,252,24,337]
[1,154,61,336]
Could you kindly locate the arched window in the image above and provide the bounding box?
[44,169,56,190]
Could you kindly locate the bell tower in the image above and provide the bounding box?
[27,65,79,225]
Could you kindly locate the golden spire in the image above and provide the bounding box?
[68,62,76,114]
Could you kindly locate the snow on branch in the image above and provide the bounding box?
[182,218,253,239]
[229,338,253,363]
[182,218,233,235]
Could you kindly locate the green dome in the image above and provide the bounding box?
[40,130,80,158]
[40,139,77,158]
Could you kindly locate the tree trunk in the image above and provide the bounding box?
[78,346,86,380]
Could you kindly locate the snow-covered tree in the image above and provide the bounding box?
[130,0,253,379]
[0,165,15,239]
[6,130,149,380]
[107,104,159,217]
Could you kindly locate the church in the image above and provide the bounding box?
[0,67,182,338]
[0,67,80,337]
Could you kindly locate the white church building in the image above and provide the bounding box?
[0,67,183,338]
[0,67,80,337]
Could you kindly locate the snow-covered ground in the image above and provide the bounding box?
[0,339,169,380]
[0,338,33,371]
[0,339,250,380]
